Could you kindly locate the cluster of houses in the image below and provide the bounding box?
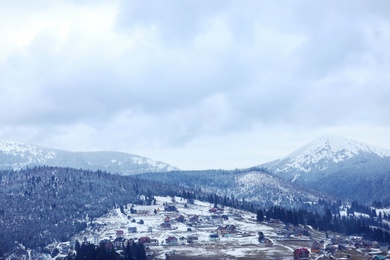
[73,202,248,255]
[53,197,390,260]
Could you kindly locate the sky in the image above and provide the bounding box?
[1,0,390,170]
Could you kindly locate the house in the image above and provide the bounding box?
[160,222,172,229]
[164,204,177,212]
[137,210,150,215]
[176,215,185,223]
[187,235,199,243]
[116,230,124,237]
[165,236,178,245]
[138,237,151,244]
[373,256,386,260]
[264,238,273,247]
[216,225,236,237]
[293,248,310,260]
[211,215,223,225]
[209,233,219,241]
[179,236,186,245]
[128,227,137,233]
[209,208,218,213]
[362,240,374,248]
[189,215,199,223]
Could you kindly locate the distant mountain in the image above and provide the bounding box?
[261,135,390,203]
[0,140,178,174]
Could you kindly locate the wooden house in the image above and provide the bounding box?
[138,237,151,244]
[160,222,171,229]
[209,208,218,213]
[165,236,178,245]
[216,225,236,237]
[209,233,219,241]
[128,226,137,233]
[293,248,310,260]
[176,215,185,223]
[189,215,199,223]
[164,204,177,212]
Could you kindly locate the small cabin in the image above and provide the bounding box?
[165,236,178,245]
[128,227,137,233]
[293,248,310,260]
[164,204,177,212]
[138,237,151,244]
[176,215,185,223]
[209,233,219,241]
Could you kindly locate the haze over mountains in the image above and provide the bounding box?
[0,140,178,175]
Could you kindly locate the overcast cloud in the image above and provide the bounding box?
[1,0,390,170]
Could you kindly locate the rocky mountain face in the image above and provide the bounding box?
[0,140,178,175]
[262,135,390,203]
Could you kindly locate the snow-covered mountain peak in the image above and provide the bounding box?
[0,140,178,174]
[0,140,56,159]
[286,135,390,162]
[270,135,390,174]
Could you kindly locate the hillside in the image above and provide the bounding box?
[1,166,389,259]
[135,168,328,208]
[0,166,183,257]
[0,140,178,175]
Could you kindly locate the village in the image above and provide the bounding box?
[52,196,390,260]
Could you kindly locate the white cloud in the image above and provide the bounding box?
[0,0,390,169]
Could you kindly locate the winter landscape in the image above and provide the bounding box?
[1,136,390,259]
[1,1,390,259]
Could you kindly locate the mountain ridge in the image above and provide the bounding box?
[0,140,178,175]
[261,135,390,203]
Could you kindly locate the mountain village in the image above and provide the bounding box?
[50,196,390,260]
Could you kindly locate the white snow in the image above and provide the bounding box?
[273,135,390,174]
[0,140,178,173]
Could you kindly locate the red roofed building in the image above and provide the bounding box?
[293,248,310,260]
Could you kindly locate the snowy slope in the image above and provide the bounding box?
[260,135,390,203]
[0,140,178,175]
[267,135,390,178]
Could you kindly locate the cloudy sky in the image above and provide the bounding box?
[1,1,390,170]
